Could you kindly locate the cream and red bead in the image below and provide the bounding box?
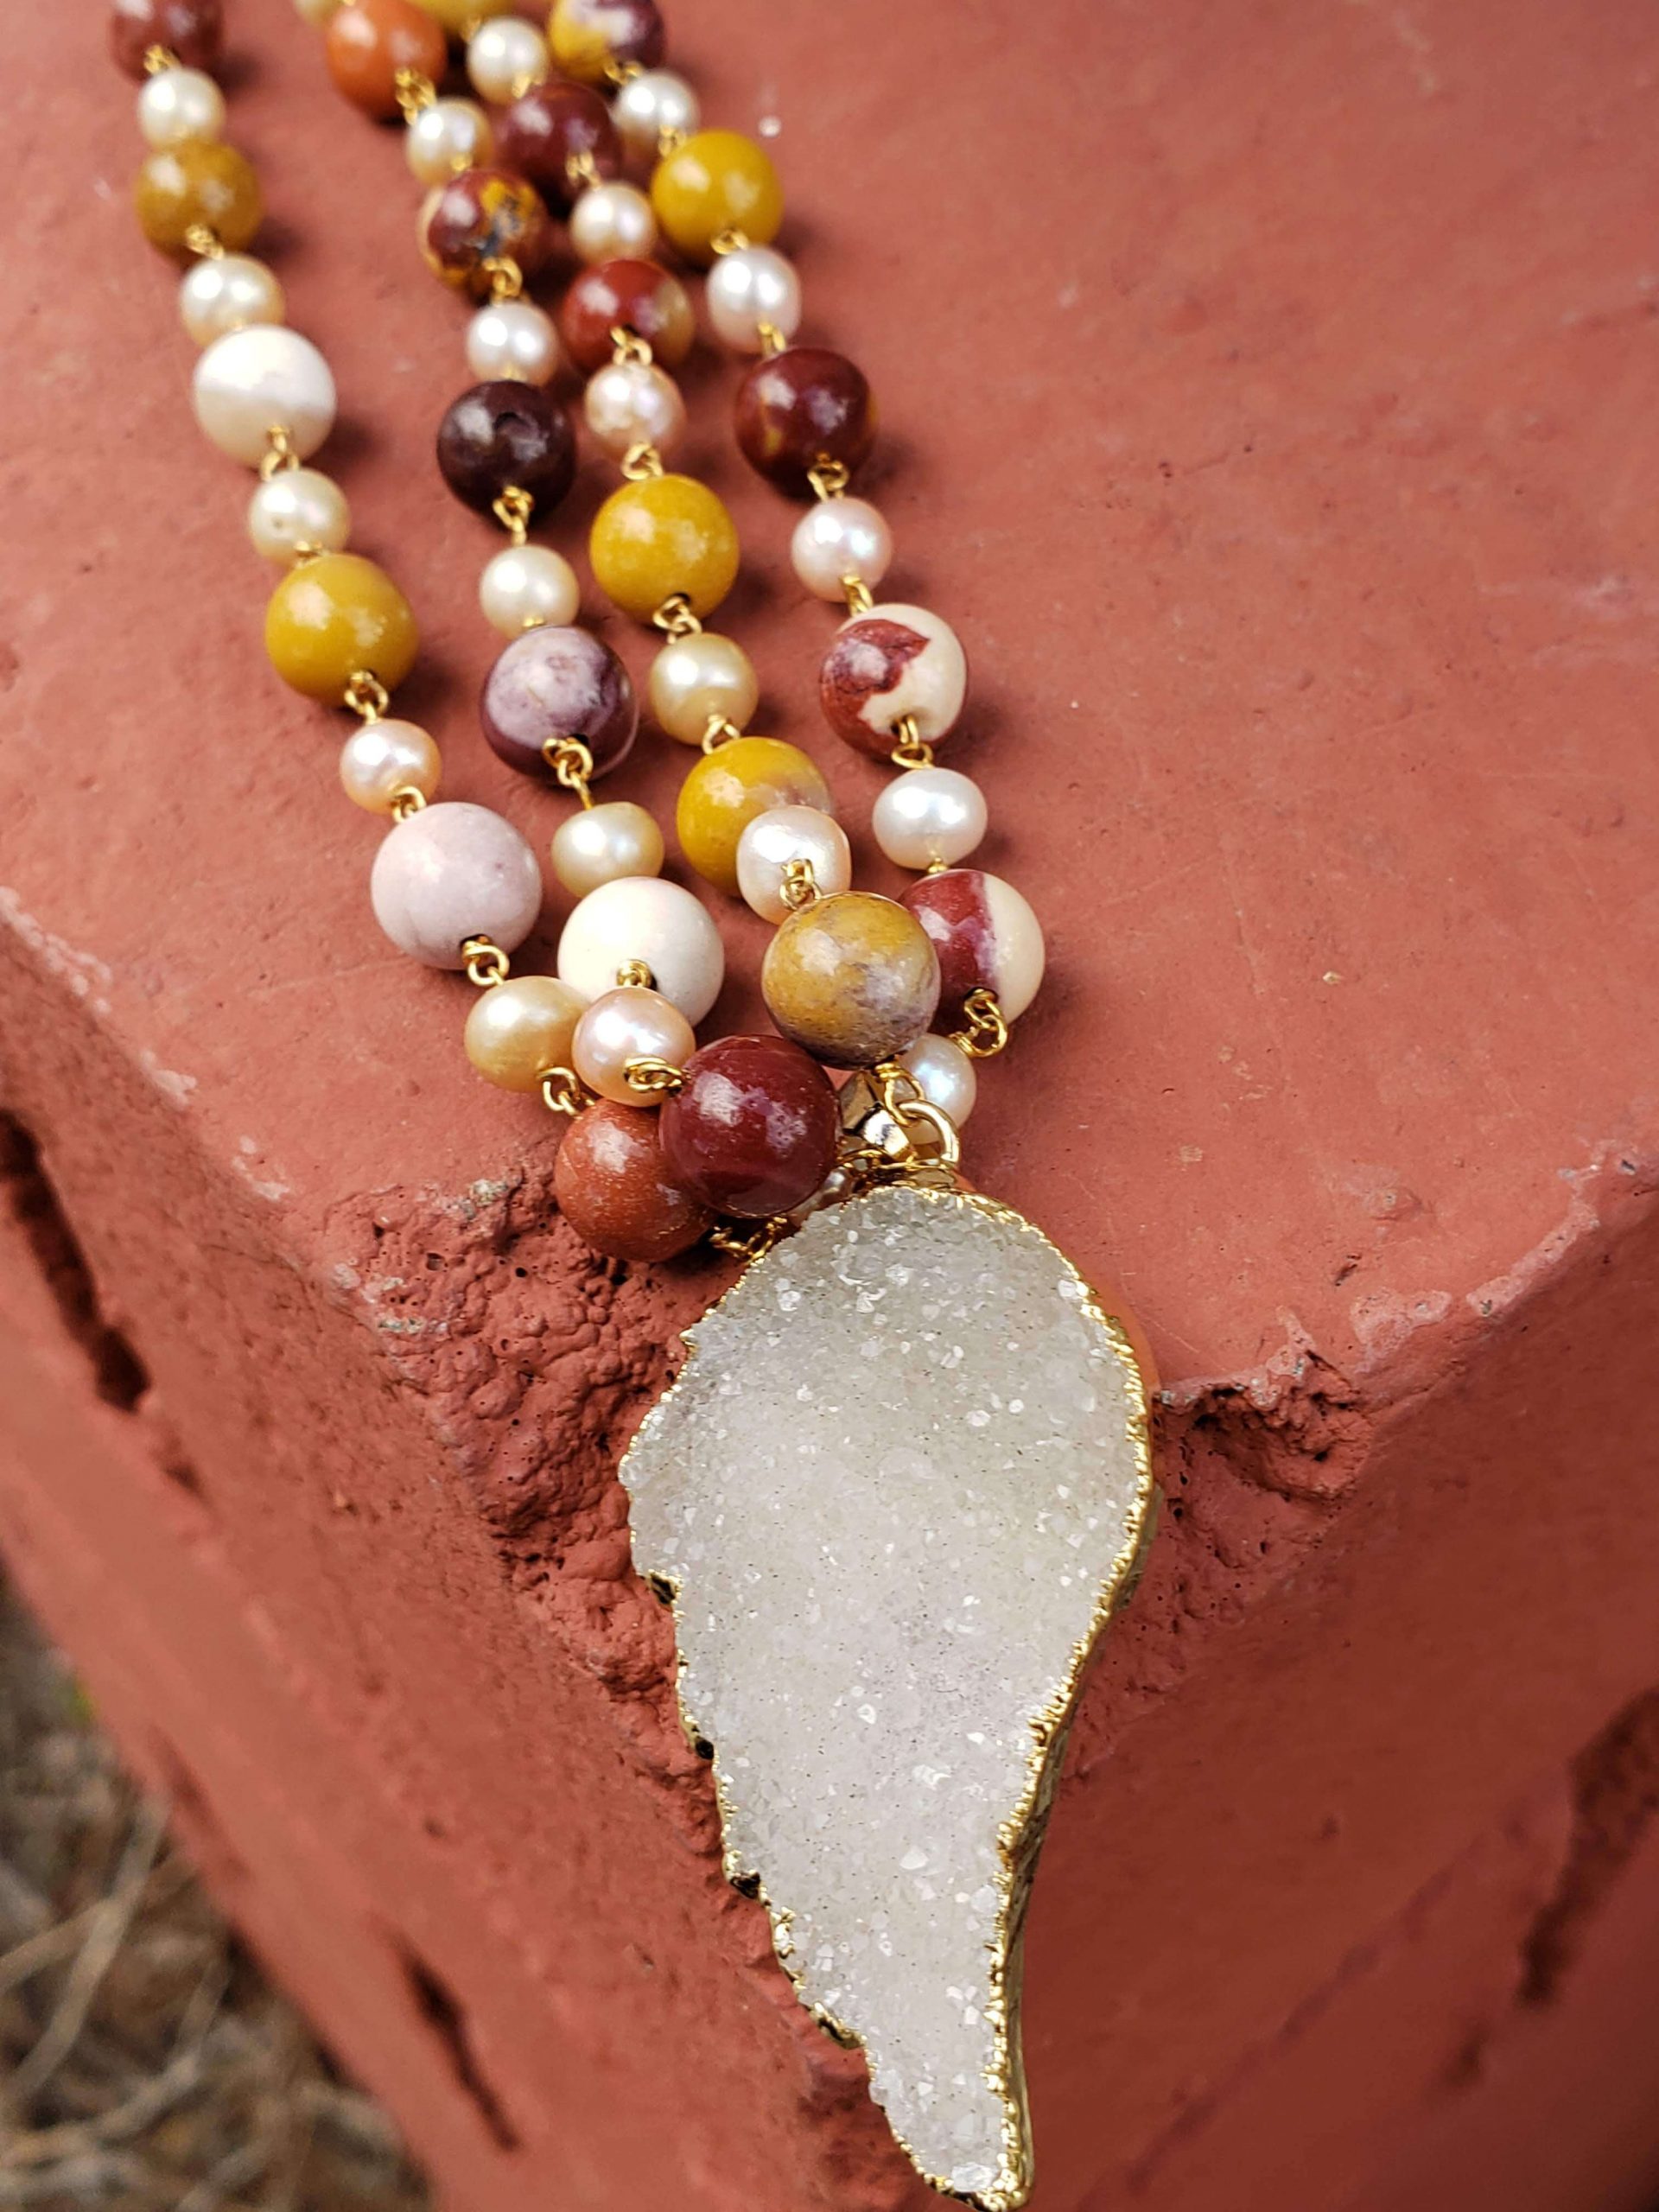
[872,766,987,871]
[557,876,724,1024]
[339,719,441,816]
[648,630,759,747]
[572,986,695,1106]
[550,801,665,898]
[370,801,543,968]
[735,805,851,925]
[900,868,1046,1023]
[761,891,940,1068]
[820,605,966,756]
[465,974,586,1092]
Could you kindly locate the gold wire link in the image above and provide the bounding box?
[620,441,665,480]
[609,325,654,367]
[540,1066,590,1118]
[565,148,604,194]
[807,459,850,501]
[393,67,436,120]
[756,321,788,358]
[389,785,428,821]
[461,936,510,988]
[780,858,820,912]
[604,58,644,86]
[709,227,752,257]
[625,1056,686,1097]
[543,736,595,807]
[143,44,181,73]
[950,988,1010,1060]
[873,1060,962,1173]
[710,1217,788,1262]
[842,575,875,618]
[343,670,390,723]
[657,124,690,156]
[652,594,702,640]
[890,713,935,769]
[700,713,742,753]
[482,254,524,303]
[614,959,654,988]
[492,485,534,544]
[259,424,302,481]
[183,223,225,260]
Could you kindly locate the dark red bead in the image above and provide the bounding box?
[494,84,621,213]
[418,168,550,295]
[734,348,877,495]
[111,0,222,78]
[436,382,576,514]
[556,1100,711,1262]
[480,626,638,782]
[661,1036,840,1220]
[558,259,696,376]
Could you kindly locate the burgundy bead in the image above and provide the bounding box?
[559,259,696,376]
[734,347,877,495]
[436,382,576,515]
[418,168,550,295]
[661,1035,840,1220]
[900,868,995,1017]
[556,1100,711,1262]
[111,0,222,78]
[495,84,620,213]
[480,626,638,783]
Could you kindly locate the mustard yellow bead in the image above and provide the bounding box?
[134,141,263,256]
[264,553,420,702]
[547,0,663,85]
[414,0,516,30]
[676,737,831,897]
[650,130,783,265]
[762,891,941,1067]
[589,474,740,623]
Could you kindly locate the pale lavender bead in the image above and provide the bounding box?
[370,800,543,968]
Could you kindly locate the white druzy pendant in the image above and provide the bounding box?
[620,1181,1154,2208]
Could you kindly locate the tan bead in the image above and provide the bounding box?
[676,737,832,897]
[550,801,665,898]
[134,141,262,255]
[761,891,941,1068]
[464,974,587,1091]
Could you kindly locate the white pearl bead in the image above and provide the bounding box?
[706,246,802,354]
[583,361,686,461]
[572,986,696,1105]
[479,544,581,635]
[178,253,284,347]
[551,802,665,897]
[405,98,494,188]
[736,806,853,925]
[648,632,759,746]
[872,767,988,870]
[137,66,225,149]
[558,876,724,1025]
[900,1033,978,1128]
[791,497,893,601]
[569,181,658,266]
[370,802,543,969]
[465,298,560,385]
[611,68,701,161]
[338,721,442,815]
[466,16,550,103]
[246,467,351,563]
[193,326,336,467]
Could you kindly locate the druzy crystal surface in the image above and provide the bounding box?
[620,1183,1151,2206]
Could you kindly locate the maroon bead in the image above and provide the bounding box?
[436,382,576,515]
[556,1100,711,1262]
[899,869,997,1017]
[111,0,222,78]
[480,626,638,782]
[418,168,550,296]
[661,1036,840,1220]
[734,348,877,496]
[495,84,620,213]
[559,259,696,376]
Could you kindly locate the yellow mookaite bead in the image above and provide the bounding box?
[464,974,587,1092]
[264,553,419,702]
[547,0,661,84]
[762,890,941,1068]
[676,737,831,897]
[651,130,783,264]
[134,141,263,254]
[413,0,516,29]
[589,474,740,623]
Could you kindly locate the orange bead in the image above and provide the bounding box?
[325,0,448,122]
[134,142,261,255]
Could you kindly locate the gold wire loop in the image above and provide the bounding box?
[143,44,181,74]
[565,148,604,194]
[389,785,428,821]
[710,1217,788,1262]
[890,713,935,769]
[614,959,655,988]
[842,575,875,618]
[780,857,820,912]
[756,321,789,358]
[620,441,665,480]
[343,670,390,723]
[652,594,702,640]
[872,1061,962,1173]
[710,227,752,257]
[625,1056,686,1097]
[183,223,225,259]
[543,736,595,806]
[492,485,534,544]
[482,254,524,303]
[393,67,436,119]
[461,936,510,988]
[259,424,302,481]
[609,325,654,366]
[540,1066,589,1118]
[951,988,1010,1060]
[604,58,644,87]
[656,124,690,156]
[807,459,850,501]
[700,713,742,753]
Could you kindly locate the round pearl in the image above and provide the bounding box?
[899,1033,977,1128]
[735,805,853,925]
[178,252,283,346]
[465,15,549,103]
[582,360,686,461]
[572,986,696,1105]
[791,497,893,601]
[550,801,664,897]
[464,974,586,1093]
[649,632,758,747]
[612,68,701,160]
[557,876,723,1024]
[872,767,988,870]
[479,544,580,635]
[246,467,351,564]
[137,66,225,149]
[193,326,336,467]
[370,802,543,969]
[338,720,441,815]
[706,245,802,354]
[569,180,658,265]
[404,98,494,188]
[465,298,560,385]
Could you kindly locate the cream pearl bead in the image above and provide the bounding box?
[735,806,853,925]
[479,544,581,635]
[872,766,988,870]
[405,98,494,188]
[247,467,351,563]
[338,721,442,814]
[370,802,543,968]
[899,1033,977,1128]
[557,876,723,1024]
[706,245,802,354]
[611,68,701,161]
[465,974,586,1092]
[791,497,893,601]
[572,986,696,1105]
[648,632,759,746]
[465,298,559,385]
[193,326,336,467]
[137,66,226,149]
[466,16,550,103]
[550,801,664,897]
[569,181,658,265]
[583,360,686,461]
[178,253,284,347]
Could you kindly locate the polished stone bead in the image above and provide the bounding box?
[134,141,261,254]
[370,801,542,968]
[436,380,576,514]
[589,474,740,622]
[480,625,638,781]
[900,868,1046,1022]
[557,877,723,1024]
[762,891,941,1067]
[675,736,832,897]
[494,81,620,211]
[819,603,967,756]
[734,348,875,495]
[559,257,695,375]
[547,0,664,86]
[264,553,418,701]
[111,0,223,78]
[661,1035,839,1218]
[650,130,782,264]
[464,973,586,1092]
[410,0,518,29]
[555,1098,711,1262]
[418,168,550,295]
[323,0,448,121]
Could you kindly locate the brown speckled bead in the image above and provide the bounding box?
[556,1099,710,1262]
[559,258,695,376]
[548,0,664,86]
[819,603,968,757]
[494,83,620,213]
[900,868,1046,1023]
[323,0,448,123]
[762,892,941,1068]
[111,0,223,79]
[436,381,576,514]
[419,168,550,295]
[734,348,876,496]
[660,1036,840,1219]
[134,141,262,255]
[480,626,638,781]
